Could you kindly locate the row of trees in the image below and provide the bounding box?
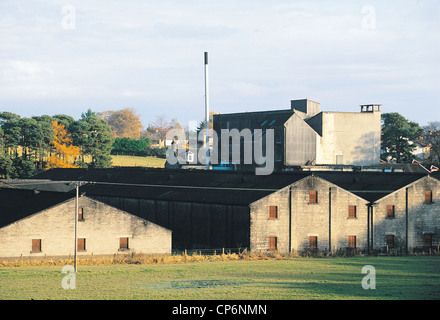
[0,108,183,178]
[0,110,115,178]
[381,112,440,166]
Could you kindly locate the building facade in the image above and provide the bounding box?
[372,175,440,254]
[6,167,440,256]
[0,189,171,259]
[213,99,381,170]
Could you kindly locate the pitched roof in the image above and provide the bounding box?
[315,171,427,202]
[0,189,74,229]
[31,167,429,204]
[32,168,309,206]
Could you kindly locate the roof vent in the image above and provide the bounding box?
[360,104,381,113]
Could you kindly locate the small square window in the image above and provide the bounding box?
[120,237,129,250]
[309,190,318,204]
[348,205,356,219]
[269,206,278,219]
[309,236,318,251]
[424,234,433,247]
[268,237,277,250]
[425,190,432,204]
[78,238,86,252]
[386,235,395,249]
[386,205,395,218]
[31,239,41,253]
[348,235,356,249]
[78,208,84,220]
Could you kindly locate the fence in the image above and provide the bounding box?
[171,247,248,256]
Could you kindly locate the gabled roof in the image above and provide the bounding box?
[316,171,427,202]
[30,167,429,204]
[32,168,310,206]
[0,189,74,229]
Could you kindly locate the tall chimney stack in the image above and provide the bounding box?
[204,52,210,169]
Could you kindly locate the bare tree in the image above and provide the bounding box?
[422,122,440,165]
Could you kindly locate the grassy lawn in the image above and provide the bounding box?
[1,256,439,300]
[111,155,166,168]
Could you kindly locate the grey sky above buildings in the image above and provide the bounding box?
[0,0,439,128]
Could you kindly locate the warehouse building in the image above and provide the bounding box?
[0,188,171,259]
[9,167,437,255]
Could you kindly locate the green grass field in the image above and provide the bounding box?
[1,256,439,300]
[111,155,166,168]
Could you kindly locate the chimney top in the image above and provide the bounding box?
[360,104,381,113]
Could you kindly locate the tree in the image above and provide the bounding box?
[32,115,55,169]
[53,114,75,128]
[0,126,13,178]
[381,113,422,163]
[98,108,143,139]
[0,112,21,156]
[70,109,115,168]
[421,122,440,166]
[47,121,80,169]
[0,153,13,178]
[145,114,172,143]
[111,137,150,156]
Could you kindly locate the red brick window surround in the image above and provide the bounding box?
[309,236,318,251]
[119,237,129,250]
[78,208,84,220]
[269,206,278,219]
[348,236,356,249]
[348,205,357,219]
[31,239,41,253]
[309,190,318,204]
[425,190,433,204]
[268,237,277,250]
[386,205,395,218]
[78,238,86,252]
[386,235,395,249]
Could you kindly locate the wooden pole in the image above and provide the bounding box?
[74,184,78,273]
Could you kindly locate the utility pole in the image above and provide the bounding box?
[69,181,88,273]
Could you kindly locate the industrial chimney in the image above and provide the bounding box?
[204,52,210,169]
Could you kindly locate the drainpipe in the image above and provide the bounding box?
[367,203,371,255]
[329,187,332,253]
[405,187,409,255]
[289,186,292,253]
[370,203,375,254]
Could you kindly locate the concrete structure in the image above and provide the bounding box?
[213,99,381,171]
[18,167,440,256]
[0,189,171,259]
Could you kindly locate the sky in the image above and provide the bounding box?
[0,0,439,129]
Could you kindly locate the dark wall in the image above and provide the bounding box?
[93,196,250,250]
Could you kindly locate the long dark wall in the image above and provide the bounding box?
[92,196,250,250]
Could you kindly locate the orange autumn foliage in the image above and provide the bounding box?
[47,121,80,168]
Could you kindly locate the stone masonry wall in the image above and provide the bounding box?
[0,196,171,259]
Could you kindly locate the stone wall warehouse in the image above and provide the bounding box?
[0,189,171,259]
[2,167,440,257]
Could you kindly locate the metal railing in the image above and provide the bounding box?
[171,247,248,256]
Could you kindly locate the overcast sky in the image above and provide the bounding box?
[1,0,439,128]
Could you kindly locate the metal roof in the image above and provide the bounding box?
[30,167,429,204]
[0,189,74,229]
